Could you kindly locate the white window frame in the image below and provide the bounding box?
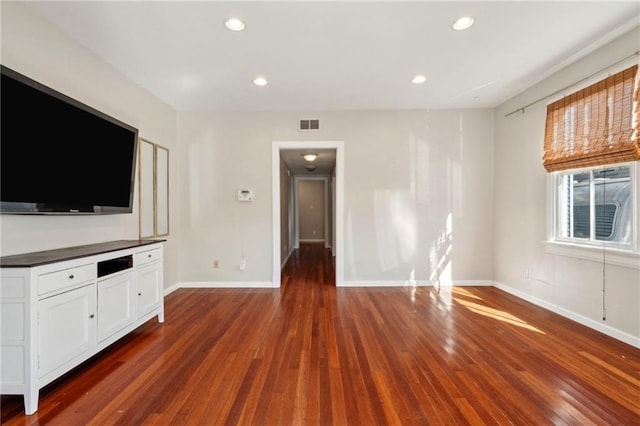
[545,161,640,269]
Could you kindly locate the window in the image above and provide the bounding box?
[544,64,639,260]
[554,164,634,248]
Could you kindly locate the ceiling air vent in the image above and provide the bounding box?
[299,119,320,131]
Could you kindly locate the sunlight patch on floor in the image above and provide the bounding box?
[455,298,545,334]
[452,287,484,301]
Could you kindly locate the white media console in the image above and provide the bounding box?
[0,240,165,415]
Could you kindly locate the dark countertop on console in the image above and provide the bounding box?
[0,239,166,267]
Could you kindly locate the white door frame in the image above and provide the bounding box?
[272,141,344,287]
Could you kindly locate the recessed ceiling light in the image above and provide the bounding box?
[225,18,245,32]
[452,16,474,31]
[411,75,427,84]
[253,77,267,86]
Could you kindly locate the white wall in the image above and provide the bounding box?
[177,109,494,286]
[0,3,180,289]
[493,27,640,346]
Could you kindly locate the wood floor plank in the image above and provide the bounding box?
[2,243,640,425]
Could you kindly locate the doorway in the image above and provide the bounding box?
[271,141,344,287]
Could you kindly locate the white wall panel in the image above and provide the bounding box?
[177,109,494,284]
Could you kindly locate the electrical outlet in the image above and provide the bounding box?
[524,268,530,279]
[213,260,219,268]
[239,259,246,270]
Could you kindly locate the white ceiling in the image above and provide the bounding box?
[21,1,637,177]
[21,1,639,113]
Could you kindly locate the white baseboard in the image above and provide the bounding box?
[338,280,494,288]
[177,281,274,289]
[339,280,430,287]
[493,281,640,349]
[451,280,494,287]
[164,283,181,296]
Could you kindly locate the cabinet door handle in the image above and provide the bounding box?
[68,274,74,279]
[89,314,95,319]
[138,292,142,296]
[148,254,152,258]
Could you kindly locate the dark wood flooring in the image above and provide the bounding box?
[2,243,639,425]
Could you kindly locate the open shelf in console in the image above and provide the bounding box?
[97,254,133,278]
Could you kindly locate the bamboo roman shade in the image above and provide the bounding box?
[543,64,639,172]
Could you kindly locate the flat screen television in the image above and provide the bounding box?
[1,65,139,214]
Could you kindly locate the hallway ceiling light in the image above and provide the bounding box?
[452,16,474,31]
[302,153,318,162]
[253,76,267,86]
[225,18,245,31]
[305,164,317,172]
[411,75,427,84]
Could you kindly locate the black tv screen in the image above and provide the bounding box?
[1,65,138,214]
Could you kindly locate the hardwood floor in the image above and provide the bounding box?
[2,243,639,425]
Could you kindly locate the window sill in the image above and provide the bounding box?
[544,241,640,269]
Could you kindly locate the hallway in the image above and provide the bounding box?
[281,242,335,290]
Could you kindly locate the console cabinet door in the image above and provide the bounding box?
[97,272,135,342]
[135,263,161,318]
[38,284,96,378]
